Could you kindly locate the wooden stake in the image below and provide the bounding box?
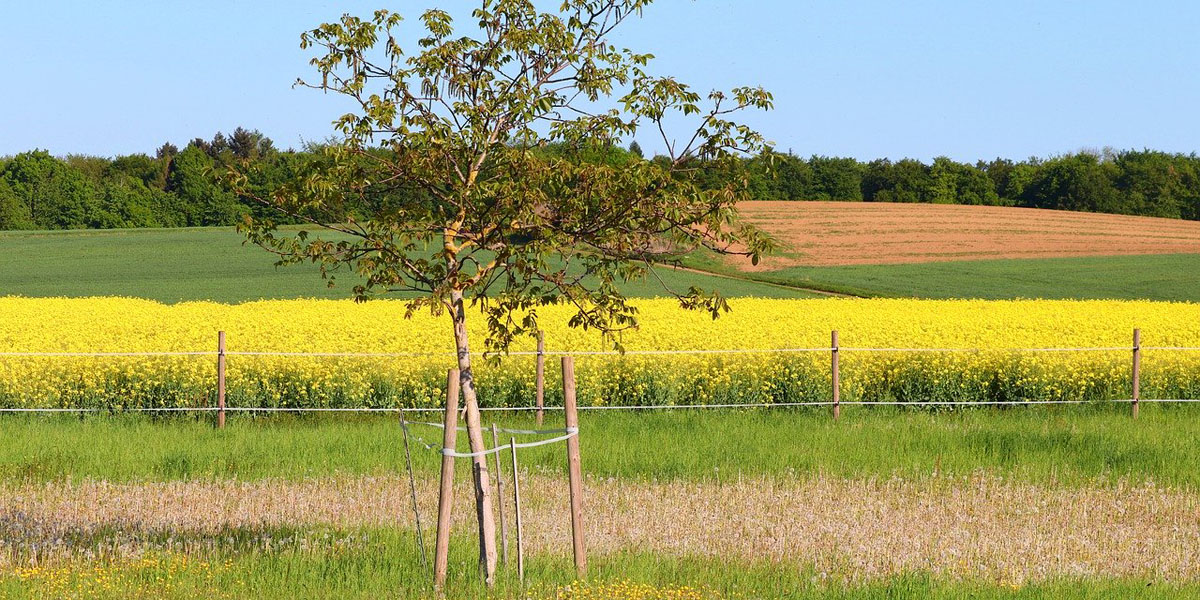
[433,369,460,590]
[562,356,587,578]
[459,379,497,584]
[491,424,509,567]
[509,436,524,584]
[831,330,840,421]
[535,331,546,426]
[1132,328,1141,419]
[400,410,427,570]
[217,331,226,429]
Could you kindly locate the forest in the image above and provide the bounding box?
[2,128,1198,230]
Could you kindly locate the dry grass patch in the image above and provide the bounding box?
[3,474,1198,583]
[731,201,1200,268]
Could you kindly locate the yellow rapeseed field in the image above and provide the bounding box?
[1,297,1198,408]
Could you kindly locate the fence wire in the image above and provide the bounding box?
[8,398,1200,415]
[1,343,1196,413]
[4,345,1195,358]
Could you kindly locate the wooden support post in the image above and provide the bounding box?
[400,410,428,570]
[509,437,524,584]
[561,356,587,578]
[460,383,497,584]
[217,331,226,429]
[1132,328,1141,419]
[490,424,509,567]
[831,330,840,421]
[433,369,460,591]
[535,332,546,426]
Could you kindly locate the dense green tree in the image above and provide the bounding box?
[0,179,34,230]
[109,153,167,191]
[166,145,240,226]
[1,150,96,228]
[1020,154,1121,213]
[64,155,110,185]
[156,143,179,160]
[95,175,177,228]
[863,158,931,203]
[928,157,998,205]
[228,127,276,161]
[808,155,863,200]
[1113,150,1194,218]
[771,152,813,200]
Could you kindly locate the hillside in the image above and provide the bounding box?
[2,202,1200,302]
[730,201,1200,269]
[0,227,815,303]
[683,201,1200,300]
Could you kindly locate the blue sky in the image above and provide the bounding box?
[3,1,1198,162]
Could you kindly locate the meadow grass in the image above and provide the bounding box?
[2,525,1197,599]
[10,226,1200,302]
[0,227,815,302]
[688,252,1200,301]
[4,409,1198,598]
[1,405,1197,487]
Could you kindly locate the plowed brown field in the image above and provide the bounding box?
[734,201,1200,269]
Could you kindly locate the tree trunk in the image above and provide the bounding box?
[450,289,498,585]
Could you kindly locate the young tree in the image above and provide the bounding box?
[228,0,774,583]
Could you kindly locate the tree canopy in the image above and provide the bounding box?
[231,1,776,353]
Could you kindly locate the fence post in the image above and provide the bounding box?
[509,436,525,584]
[433,369,460,591]
[562,356,587,578]
[490,423,509,567]
[217,331,226,429]
[1132,328,1141,419]
[831,330,840,420]
[535,331,545,426]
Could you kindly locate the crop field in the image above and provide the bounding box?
[0,228,815,303]
[3,295,1199,597]
[3,296,1200,410]
[5,202,1200,303]
[732,201,1200,268]
[3,206,1200,598]
[685,201,1200,300]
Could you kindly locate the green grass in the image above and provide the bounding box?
[688,252,1200,301]
[6,226,1199,302]
[2,406,1197,487]
[0,227,816,303]
[0,525,1194,599]
[4,409,1197,597]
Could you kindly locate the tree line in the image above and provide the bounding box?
[738,148,1200,219]
[3,131,1200,230]
[0,128,298,230]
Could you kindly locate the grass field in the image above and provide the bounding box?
[4,205,1200,301]
[5,534,1197,599]
[690,252,1200,300]
[0,228,815,303]
[0,407,1197,485]
[2,409,1199,598]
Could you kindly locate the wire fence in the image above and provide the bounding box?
[4,345,1199,357]
[2,332,1198,413]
